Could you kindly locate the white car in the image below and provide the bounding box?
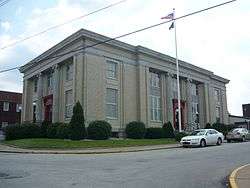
[180,129,224,147]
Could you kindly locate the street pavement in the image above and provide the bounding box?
[1,142,250,188]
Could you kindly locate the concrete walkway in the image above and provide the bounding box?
[0,143,180,154]
[229,164,250,188]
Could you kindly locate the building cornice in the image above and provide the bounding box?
[19,28,230,84]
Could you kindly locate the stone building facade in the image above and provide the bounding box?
[20,29,229,132]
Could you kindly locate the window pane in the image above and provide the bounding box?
[65,90,73,118]
[66,64,73,81]
[106,61,117,79]
[106,88,118,118]
[3,102,9,111]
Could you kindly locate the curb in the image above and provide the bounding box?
[229,164,250,188]
[0,145,180,155]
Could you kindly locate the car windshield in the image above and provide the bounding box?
[190,130,206,136]
[232,129,241,133]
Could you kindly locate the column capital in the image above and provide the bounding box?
[52,64,59,70]
[166,72,174,77]
[186,77,192,83]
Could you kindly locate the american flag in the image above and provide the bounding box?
[161,12,174,20]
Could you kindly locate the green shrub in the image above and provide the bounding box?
[69,101,85,140]
[145,127,164,139]
[87,120,112,140]
[41,121,51,138]
[162,122,175,138]
[56,123,69,139]
[125,121,146,139]
[5,123,41,140]
[205,123,212,129]
[175,131,188,142]
[212,123,236,136]
[47,123,61,139]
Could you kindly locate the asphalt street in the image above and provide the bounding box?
[1,142,250,188]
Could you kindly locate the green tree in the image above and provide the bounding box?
[162,122,175,138]
[69,101,85,140]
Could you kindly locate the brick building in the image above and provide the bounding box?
[0,91,22,129]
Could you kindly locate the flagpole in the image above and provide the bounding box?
[173,8,182,132]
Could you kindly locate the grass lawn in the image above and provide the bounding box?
[3,138,177,150]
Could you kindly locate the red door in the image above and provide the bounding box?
[173,99,186,130]
[43,95,53,123]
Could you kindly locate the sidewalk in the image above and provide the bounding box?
[0,143,180,154]
[229,164,250,188]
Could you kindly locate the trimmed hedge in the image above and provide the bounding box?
[47,123,61,139]
[56,123,69,139]
[145,128,164,139]
[175,132,188,142]
[87,120,112,140]
[125,121,146,139]
[162,122,175,138]
[5,123,41,140]
[205,123,212,129]
[69,101,85,140]
[41,121,51,138]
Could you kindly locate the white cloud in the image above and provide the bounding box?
[1,21,11,31]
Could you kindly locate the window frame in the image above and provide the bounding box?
[66,63,73,81]
[65,90,73,118]
[34,79,38,93]
[106,88,118,119]
[3,102,9,112]
[106,60,118,80]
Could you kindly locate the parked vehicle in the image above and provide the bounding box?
[180,129,224,147]
[226,128,249,142]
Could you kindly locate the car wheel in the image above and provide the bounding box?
[217,138,222,145]
[242,136,245,142]
[200,139,206,147]
[227,139,231,143]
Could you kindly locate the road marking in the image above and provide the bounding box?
[229,164,250,188]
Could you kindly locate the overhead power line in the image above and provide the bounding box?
[0,0,127,50]
[0,0,237,74]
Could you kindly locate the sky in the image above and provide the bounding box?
[0,0,249,116]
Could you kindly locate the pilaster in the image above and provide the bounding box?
[52,65,60,123]
[36,73,43,123]
[186,78,192,130]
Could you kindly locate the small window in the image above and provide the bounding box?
[106,88,118,118]
[34,79,38,93]
[65,90,73,118]
[3,102,9,111]
[106,60,117,79]
[216,107,220,123]
[47,74,53,88]
[66,63,73,81]
[214,89,220,104]
[150,72,160,88]
[16,104,22,112]
[1,122,8,128]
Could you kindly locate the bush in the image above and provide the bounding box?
[205,123,212,129]
[69,101,86,140]
[56,123,69,139]
[87,120,112,140]
[175,131,188,142]
[125,121,146,139]
[162,122,175,138]
[145,128,164,139]
[47,123,61,139]
[212,123,236,136]
[5,123,41,140]
[41,121,51,138]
